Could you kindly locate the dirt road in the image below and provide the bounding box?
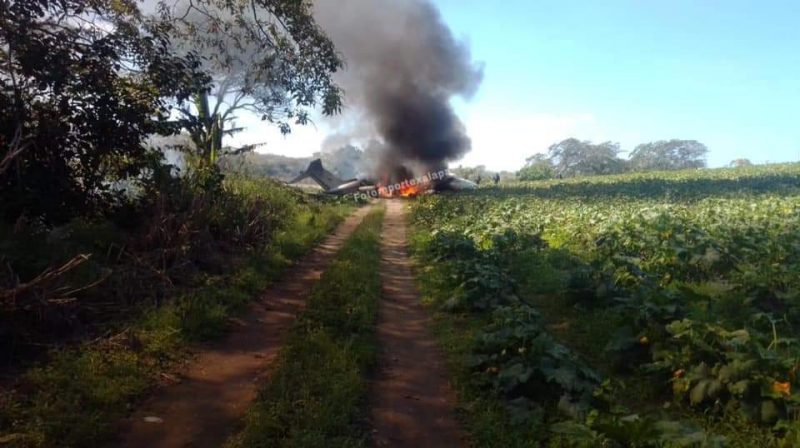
[370,200,465,447]
[117,205,374,448]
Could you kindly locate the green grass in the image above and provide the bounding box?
[0,200,353,448]
[225,206,385,448]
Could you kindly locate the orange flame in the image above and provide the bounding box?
[376,180,430,198]
[399,183,424,197]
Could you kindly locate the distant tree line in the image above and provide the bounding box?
[518,138,713,181]
[222,145,367,182]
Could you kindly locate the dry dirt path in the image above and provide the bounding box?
[370,200,465,448]
[116,205,374,448]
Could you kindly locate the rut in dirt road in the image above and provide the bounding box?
[371,200,465,448]
[117,205,374,448]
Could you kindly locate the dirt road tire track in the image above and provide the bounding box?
[370,200,465,448]
[116,205,374,448]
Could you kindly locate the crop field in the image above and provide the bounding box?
[409,164,800,447]
[4,0,798,446]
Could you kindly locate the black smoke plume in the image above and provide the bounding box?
[314,0,483,178]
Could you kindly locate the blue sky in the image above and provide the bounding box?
[245,0,800,171]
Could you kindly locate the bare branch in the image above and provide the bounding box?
[250,0,280,50]
[0,254,91,310]
[0,125,29,175]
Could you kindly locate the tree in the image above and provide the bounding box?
[730,158,754,168]
[629,140,708,171]
[517,154,553,181]
[547,138,626,177]
[152,0,344,163]
[0,0,207,223]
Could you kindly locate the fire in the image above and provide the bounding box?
[375,178,430,198]
[399,183,424,197]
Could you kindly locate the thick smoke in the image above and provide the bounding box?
[313,0,483,178]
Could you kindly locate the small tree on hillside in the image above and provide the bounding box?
[517,154,554,181]
[729,158,754,168]
[629,140,708,171]
[547,139,626,177]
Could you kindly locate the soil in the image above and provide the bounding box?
[369,200,465,448]
[115,205,375,448]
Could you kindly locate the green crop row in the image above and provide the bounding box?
[410,164,800,447]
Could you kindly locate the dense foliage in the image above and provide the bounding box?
[0,176,352,446]
[517,154,555,181]
[0,0,347,355]
[0,0,208,222]
[0,173,349,358]
[0,2,350,444]
[411,164,800,446]
[547,138,627,177]
[629,140,709,171]
[1,0,344,222]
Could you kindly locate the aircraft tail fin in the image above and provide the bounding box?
[288,159,346,192]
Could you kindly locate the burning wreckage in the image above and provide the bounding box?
[288,0,484,199]
[288,159,477,198]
